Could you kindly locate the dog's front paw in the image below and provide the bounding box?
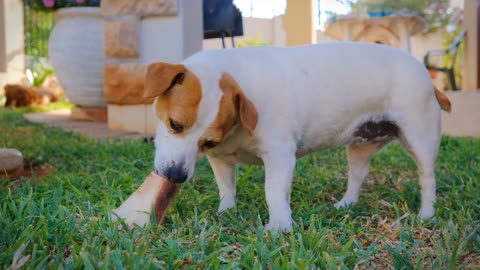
[265,214,292,232]
[218,196,236,213]
[334,198,356,209]
[418,207,435,219]
[265,220,292,233]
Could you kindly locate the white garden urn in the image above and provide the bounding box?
[48,7,106,107]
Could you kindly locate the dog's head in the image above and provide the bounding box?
[144,62,258,183]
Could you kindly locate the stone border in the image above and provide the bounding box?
[101,0,177,17]
[101,0,177,105]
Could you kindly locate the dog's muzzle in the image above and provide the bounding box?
[156,164,188,184]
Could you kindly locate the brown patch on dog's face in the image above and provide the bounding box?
[198,72,258,152]
[144,62,202,135]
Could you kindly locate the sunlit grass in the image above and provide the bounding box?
[0,107,479,269]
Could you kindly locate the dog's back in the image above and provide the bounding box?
[186,43,443,149]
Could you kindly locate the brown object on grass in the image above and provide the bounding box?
[154,175,180,224]
[112,172,180,227]
[4,84,57,107]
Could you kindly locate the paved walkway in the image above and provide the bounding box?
[25,109,146,140]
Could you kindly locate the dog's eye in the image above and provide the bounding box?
[203,140,218,149]
[169,119,184,133]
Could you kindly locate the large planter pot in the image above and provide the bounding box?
[48,7,105,107]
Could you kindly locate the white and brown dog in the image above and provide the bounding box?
[116,42,451,232]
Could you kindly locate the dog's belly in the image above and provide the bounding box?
[221,113,402,165]
[232,139,342,165]
[234,149,263,165]
[234,143,339,165]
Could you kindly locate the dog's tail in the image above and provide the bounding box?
[434,87,452,113]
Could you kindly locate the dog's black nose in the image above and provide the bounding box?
[165,166,188,184]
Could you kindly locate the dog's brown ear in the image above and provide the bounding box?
[219,72,258,135]
[144,63,187,98]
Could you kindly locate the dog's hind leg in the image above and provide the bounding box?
[207,155,237,212]
[399,126,440,218]
[335,143,384,209]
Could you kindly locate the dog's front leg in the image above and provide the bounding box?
[262,145,296,232]
[207,155,236,212]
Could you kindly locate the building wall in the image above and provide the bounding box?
[0,0,25,90]
[203,17,283,50]
[207,15,444,67]
[410,32,444,62]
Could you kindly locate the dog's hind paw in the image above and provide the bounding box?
[334,199,355,209]
[218,197,235,213]
[418,207,435,219]
[265,221,292,233]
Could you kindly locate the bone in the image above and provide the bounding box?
[111,172,180,228]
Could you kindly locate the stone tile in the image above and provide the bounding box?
[104,18,139,58]
[70,106,108,122]
[25,110,144,140]
[108,104,146,134]
[101,0,177,17]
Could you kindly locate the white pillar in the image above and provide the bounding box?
[140,0,202,64]
[343,23,353,41]
[284,0,316,46]
[462,0,479,90]
[0,0,25,88]
[398,20,411,53]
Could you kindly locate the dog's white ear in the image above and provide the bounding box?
[144,63,186,98]
[219,72,258,135]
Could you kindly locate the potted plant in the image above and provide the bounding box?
[26,0,106,107]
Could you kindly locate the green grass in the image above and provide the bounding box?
[0,107,479,269]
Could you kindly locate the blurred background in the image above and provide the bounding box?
[0,0,477,137]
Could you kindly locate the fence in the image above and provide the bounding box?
[23,3,55,58]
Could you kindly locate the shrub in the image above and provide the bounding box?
[25,0,101,11]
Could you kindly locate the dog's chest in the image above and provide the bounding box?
[233,149,263,165]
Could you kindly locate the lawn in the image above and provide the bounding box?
[0,107,479,269]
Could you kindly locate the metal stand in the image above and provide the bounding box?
[220,31,236,48]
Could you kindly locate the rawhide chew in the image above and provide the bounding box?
[112,172,180,228]
[153,174,180,224]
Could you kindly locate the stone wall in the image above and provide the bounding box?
[102,0,178,106]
